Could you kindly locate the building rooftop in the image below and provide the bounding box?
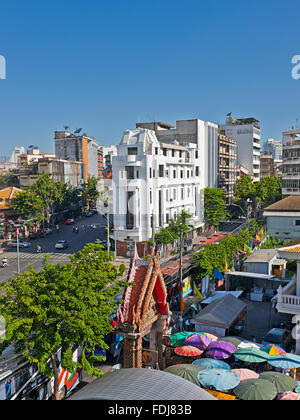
[264,196,300,212]
[245,249,278,263]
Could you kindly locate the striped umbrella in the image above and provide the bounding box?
[184,334,212,350]
[262,344,286,356]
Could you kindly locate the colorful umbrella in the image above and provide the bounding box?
[218,336,242,348]
[164,364,206,386]
[268,353,300,369]
[237,341,261,350]
[174,345,203,357]
[234,347,270,363]
[203,333,218,342]
[184,333,212,350]
[169,332,197,347]
[277,391,300,400]
[231,368,259,382]
[259,371,296,393]
[197,369,240,391]
[262,344,286,356]
[192,358,230,370]
[205,341,236,359]
[233,379,278,400]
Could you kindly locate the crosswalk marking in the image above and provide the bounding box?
[5,252,71,261]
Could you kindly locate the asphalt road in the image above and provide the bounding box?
[0,213,107,283]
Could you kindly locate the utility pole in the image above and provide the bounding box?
[107,210,110,254]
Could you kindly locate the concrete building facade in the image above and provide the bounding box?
[218,131,237,204]
[54,131,101,182]
[221,117,261,182]
[112,127,208,257]
[282,127,300,197]
[260,153,275,178]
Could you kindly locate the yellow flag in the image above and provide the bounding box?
[224,258,228,273]
[258,228,264,237]
[256,235,262,242]
[193,283,204,300]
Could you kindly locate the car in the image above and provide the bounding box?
[261,328,292,351]
[65,219,75,225]
[192,243,203,252]
[84,211,93,217]
[7,240,31,248]
[44,228,52,235]
[55,240,69,249]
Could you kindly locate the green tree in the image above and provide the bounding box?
[0,172,20,189]
[29,172,64,224]
[10,190,45,223]
[255,176,282,209]
[233,175,256,214]
[83,176,100,210]
[0,242,127,400]
[204,187,229,230]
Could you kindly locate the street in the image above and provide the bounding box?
[0,213,108,283]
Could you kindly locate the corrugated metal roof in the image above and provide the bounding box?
[69,368,217,400]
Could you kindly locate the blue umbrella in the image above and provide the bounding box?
[192,358,230,370]
[268,353,300,369]
[197,369,240,391]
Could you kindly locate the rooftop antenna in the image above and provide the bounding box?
[74,128,83,134]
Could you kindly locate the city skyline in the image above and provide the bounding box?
[1,0,300,154]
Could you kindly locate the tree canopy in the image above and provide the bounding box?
[0,242,127,400]
[204,187,229,229]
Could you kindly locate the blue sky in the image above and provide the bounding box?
[0,0,300,156]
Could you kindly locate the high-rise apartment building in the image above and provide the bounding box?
[282,126,300,197]
[221,117,261,182]
[260,153,275,178]
[54,131,102,183]
[262,138,282,162]
[218,131,237,204]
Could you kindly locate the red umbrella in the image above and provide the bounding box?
[174,345,204,357]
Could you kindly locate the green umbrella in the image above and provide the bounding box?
[169,332,204,347]
[233,379,278,400]
[259,372,296,393]
[234,347,270,363]
[218,336,242,347]
[164,364,206,386]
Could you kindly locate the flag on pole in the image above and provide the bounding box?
[193,283,204,300]
[233,252,239,260]
[180,292,185,314]
[224,258,228,273]
[248,240,253,249]
[256,235,262,242]
[244,244,252,254]
[213,268,224,281]
[237,247,247,256]
[258,227,264,237]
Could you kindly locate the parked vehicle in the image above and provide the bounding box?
[7,240,31,248]
[55,240,69,250]
[44,228,52,235]
[261,328,292,351]
[65,219,75,225]
[84,211,93,217]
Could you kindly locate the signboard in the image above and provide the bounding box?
[182,277,192,298]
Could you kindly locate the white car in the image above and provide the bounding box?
[7,240,31,248]
[55,240,69,249]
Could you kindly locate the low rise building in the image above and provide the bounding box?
[260,153,275,178]
[19,158,85,188]
[264,196,300,242]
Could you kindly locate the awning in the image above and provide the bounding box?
[190,294,247,330]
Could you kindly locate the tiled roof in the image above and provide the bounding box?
[264,196,300,211]
[0,187,22,200]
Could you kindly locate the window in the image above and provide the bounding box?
[159,165,164,177]
[173,170,176,178]
[128,147,138,155]
[173,188,177,200]
[180,170,183,178]
[126,191,134,229]
[149,168,152,178]
[155,147,159,155]
[296,220,300,226]
[125,166,134,180]
[196,166,199,176]
[195,150,199,159]
[172,149,175,157]
[163,148,167,156]
[181,188,184,200]
[150,190,152,204]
